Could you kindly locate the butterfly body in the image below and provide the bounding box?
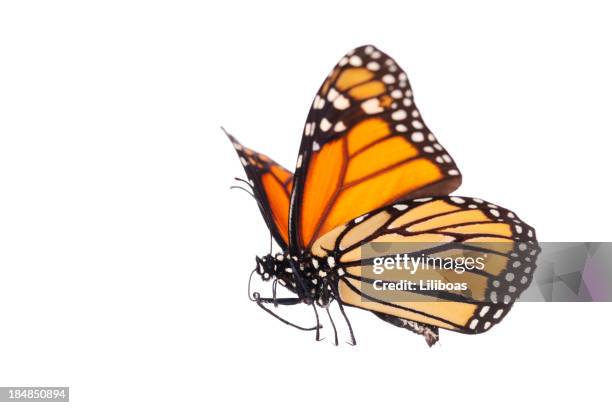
[227,45,539,346]
[254,251,342,307]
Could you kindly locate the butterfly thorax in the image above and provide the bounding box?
[254,252,342,306]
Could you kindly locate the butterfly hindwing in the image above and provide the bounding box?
[289,45,462,251]
[310,196,539,334]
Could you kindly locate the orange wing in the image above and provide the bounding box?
[289,45,462,251]
[225,129,293,248]
[309,196,540,335]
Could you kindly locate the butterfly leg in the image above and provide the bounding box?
[252,292,320,331]
[331,284,356,346]
[325,304,339,346]
[312,304,323,341]
[248,268,323,331]
[373,312,439,347]
[255,296,302,306]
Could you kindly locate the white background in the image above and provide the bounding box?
[1,1,611,407]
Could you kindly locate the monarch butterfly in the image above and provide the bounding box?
[226,45,539,346]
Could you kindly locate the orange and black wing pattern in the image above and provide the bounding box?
[225,130,293,248]
[310,196,539,334]
[289,45,462,251]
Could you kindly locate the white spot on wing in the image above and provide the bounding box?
[320,118,332,132]
[367,61,380,71]
[333,95,350,110]
[411,132,424,142]
[479,306,490,317]
[349,55,362,66]
[382,74,395,84]
[327,88,339,101]
[334,121,346,132]
[391,110,407,120]
[307,121,316,136]
[354,214,368,223]
[361,98,383,114]
[312,95,325,109]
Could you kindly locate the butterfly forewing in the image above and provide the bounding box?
[225,130,294,247]
[289,45,462,252]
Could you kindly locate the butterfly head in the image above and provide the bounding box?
[253,252,341,306]
[254,253,301,291]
